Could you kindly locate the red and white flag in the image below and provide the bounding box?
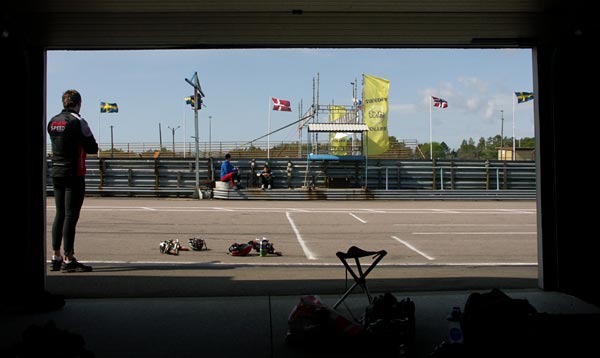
[432,96,448,108]
[272,97,292,112]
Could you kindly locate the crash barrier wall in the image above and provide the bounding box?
[45,157,536,199]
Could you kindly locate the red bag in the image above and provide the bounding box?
[286,295,363,344]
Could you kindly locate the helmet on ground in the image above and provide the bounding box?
[189,238,207,251]
[229,243,252,256]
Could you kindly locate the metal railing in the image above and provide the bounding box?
[46,157,536,199]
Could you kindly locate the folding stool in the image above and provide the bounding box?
[333,246,387,310]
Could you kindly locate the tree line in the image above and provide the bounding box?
[407,135,535,160]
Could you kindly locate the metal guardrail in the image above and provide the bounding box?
[46,157,536,200]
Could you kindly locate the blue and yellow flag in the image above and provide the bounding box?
[515,92,534,103]
[100,102,119,113]
[363,74,390,155]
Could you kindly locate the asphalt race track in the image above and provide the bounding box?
[46,197,538,297]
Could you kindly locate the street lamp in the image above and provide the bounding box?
[168,125,180,156]
[500,110,504,160]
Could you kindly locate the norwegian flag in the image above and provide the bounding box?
[432,96,448,108]
[272,97,292,112]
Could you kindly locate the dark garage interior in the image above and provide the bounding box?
[2,1,598,357]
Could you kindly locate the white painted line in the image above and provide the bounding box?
[349,213,367,223]
[394,223,535,227]
[51,260,537,267]
[413,232,536,235]
[286,211,317,260]
[141,207,157,211]
[213,207,235,212]
[392,236,435,261]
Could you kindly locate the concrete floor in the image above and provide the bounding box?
[2,288,599,358]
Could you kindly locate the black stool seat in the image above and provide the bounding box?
[333,246,387,310]
[337,246,383,259]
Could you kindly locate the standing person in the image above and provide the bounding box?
[220,153,243,189]
[47,89,98,273]
[259,163,273,190]
[286,160,294,189]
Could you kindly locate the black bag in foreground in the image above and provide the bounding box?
[461,288,537,356]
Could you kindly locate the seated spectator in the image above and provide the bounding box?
[258,163,273,190]
[220,153,243,189]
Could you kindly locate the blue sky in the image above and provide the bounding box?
[46,48,534,150]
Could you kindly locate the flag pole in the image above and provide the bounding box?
[182,100,187,158]
[429,96,433,160]
[512,92,516,160]
[267,97,271,162]
[97,99,101,158]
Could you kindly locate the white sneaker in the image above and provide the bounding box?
[261,185,265,190]
[268,185,272,190]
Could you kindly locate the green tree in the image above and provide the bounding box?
[418,141,451,159]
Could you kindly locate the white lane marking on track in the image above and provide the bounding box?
[392,236,435,261]
[286,211,317,260]
[413,232,536,235]
[53,205,536,215]
[349,213,367,223]
[394,224,535,227]
[53,260,537,267]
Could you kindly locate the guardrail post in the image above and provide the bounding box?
[354,161,360,188]
[496,168,500,190]
[99,158,105,189]
[385,167,389,190]
[377,160,382,189]
[450,160,455,190]
[432,159,437,190]
[503,162,508,190]
[397,164,401,190]
[485,160,490,190]
[154,158,160,190]
[127,168,133,197]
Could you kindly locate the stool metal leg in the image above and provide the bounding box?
[333,251,386,309]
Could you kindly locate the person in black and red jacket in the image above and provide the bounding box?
[47,89,98,273]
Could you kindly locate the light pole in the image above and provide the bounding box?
[208,116,212,157]
[168,125,180,156]
[185,72,205,195]
[500,110,504,160]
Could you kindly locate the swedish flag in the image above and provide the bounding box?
[515,92,534,103]
[100,102,119,113]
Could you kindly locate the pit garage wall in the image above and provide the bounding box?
[1,13,47,303]
[1,5,598,306]
[536,31,599,304]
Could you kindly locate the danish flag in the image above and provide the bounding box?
[272,97,292,112]
[432,96,448,108]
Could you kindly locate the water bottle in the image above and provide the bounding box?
[447,306,463,344]
[259,238,268,257]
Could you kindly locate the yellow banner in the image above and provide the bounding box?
[363,74,390,155]
[329,105,350,155]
